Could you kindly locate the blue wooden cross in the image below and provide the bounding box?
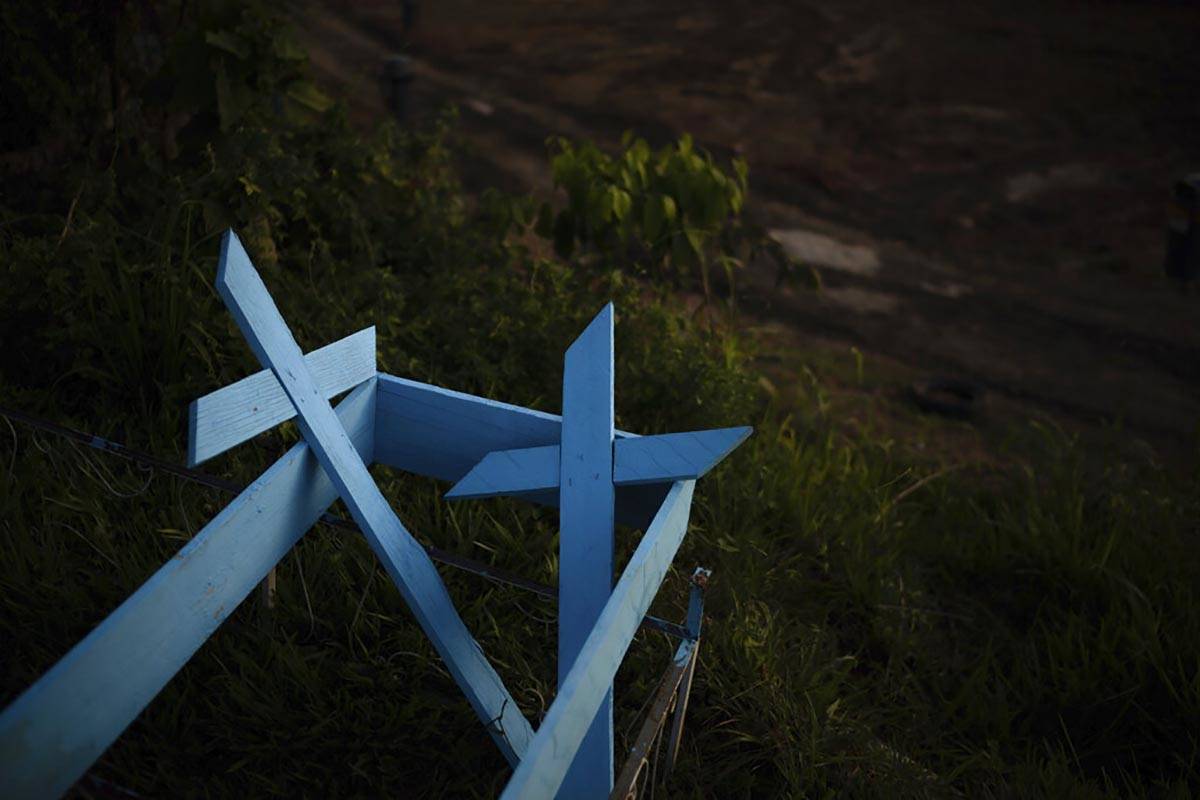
[0,230,750,800]
[443,306,749,798]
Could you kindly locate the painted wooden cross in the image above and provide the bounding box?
[443,306,749,797]
[0,230,750,800]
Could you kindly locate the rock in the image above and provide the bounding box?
[769,228,881,276]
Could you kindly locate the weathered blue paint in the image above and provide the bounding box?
[214,231,534,765]
[443,444,559,499]
[187,326,377,466]
[613,426,753,485]
[373,374,634,481]
[373,375,669,528]
[0,380,377,800]
[443,426,754,500]
[2,226,752,798]
[501,480,696,800]
[557,303,617,799]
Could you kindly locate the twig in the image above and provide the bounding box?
[56,181,85,249]
[2,414,17,483]
[349,568,376,632]
[60,522,120,570]
[294,550,316,639]
[890,464,962,506]
[76,444,155,499]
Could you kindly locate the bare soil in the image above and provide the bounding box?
[299,0,1200,465]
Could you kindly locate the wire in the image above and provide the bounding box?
[2,413,17,482]
[0,404,692,640]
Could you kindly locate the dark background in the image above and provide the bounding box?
[308,0,1200,462]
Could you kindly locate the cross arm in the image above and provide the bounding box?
[444,427,753,500]
[187,326,376,466]
[214,230,535,765]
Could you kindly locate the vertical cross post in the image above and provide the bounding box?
[557,304,616,798]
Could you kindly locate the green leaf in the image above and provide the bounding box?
[618,165,635,191]
[625,139,651,186]
[597,186,614,224]
[733,157,749,191]
[238,175,262,196]
[286,81,332,113]
[610,187,632,222]
[550,148,574,189]
[273,36,307,62]
[205,30,250,60]
[718,254,743,286]
[729,184,744,215]
[661,194,677,225]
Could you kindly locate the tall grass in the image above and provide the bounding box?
[5,362,1195,797]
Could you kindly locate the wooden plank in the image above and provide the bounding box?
[214,230,534,766]
[0,379,377,800]
[557,303,617,800]
[500,480,696,800]
[613,427,753,486]
[443,427,753,500]
[373,374,619,481]
[374,375,666,528]
[187,326,376,466]
[374,375,563,480]
[443,444,559,499]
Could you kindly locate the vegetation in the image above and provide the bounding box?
[1,2,1197,797]
[535,133,783,298]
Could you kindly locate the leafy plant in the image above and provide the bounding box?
[522,133,801,302]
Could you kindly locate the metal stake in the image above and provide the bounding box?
[611,567,710,799]
[665,568,709,775]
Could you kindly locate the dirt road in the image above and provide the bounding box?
[300,0,1200,461]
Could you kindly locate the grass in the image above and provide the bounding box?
[3,354,1197,797]
[2,3,1199,795]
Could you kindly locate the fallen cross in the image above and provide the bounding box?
[0,230,751,799]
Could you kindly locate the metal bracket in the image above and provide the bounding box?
[665,568,710,774]
[611,567,710,799]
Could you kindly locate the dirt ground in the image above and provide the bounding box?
[299,0,1200,465]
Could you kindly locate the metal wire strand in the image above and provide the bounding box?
[75,443,155,499]
[0,404,691,639]
[2,413,17,482]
